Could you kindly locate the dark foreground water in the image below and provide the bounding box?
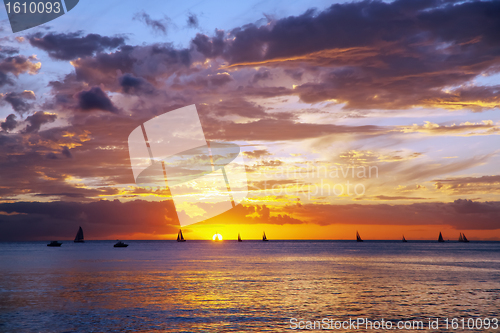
[1,240,499,332]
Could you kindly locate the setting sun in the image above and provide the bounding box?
[212,233,223,241]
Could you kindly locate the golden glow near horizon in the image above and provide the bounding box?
[212,233,223,241]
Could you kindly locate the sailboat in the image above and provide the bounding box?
[459,232,470,243]
[356,231,363,242]
[74,226,84,243]
[438,232,445,242]
[238,233,242,242]
[402,235,407,242]
[262,231,268,241]
[177,229,186,242]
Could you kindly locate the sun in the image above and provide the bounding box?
[212,233,223,241]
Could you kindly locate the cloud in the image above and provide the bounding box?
[372,195,428,201]
[252,69,272,83]
[61,146,72,158]
[119,73,155,94]
[0,55,41,87]
[1,114,18,132]
[394,154,493,182]
[399,120,500,136]
[69,44,191,87]
[187,13,199,28]
[200,98,267,119]
[133,12,170,35]
[243,149,271,159]
[192,0,500,110]
[24,111,57,133]
[202,117,384,141]
[191,30,225,58]
[433,175,500,195]
[76,87,118,112]
[2,90,36,115]
[0,199,179,241]
[250,179,301,191]
[277,199,500,230]
[29,32,125,60]
[0,46,19,59]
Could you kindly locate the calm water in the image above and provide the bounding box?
[1,241,499,332]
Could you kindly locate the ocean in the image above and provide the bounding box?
[1,240,499,332]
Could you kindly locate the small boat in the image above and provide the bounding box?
[438,232,445,242]
[459,232,470,243]
[113,240,128,247]
[356,231,363,242]
[177,229,186,242]
[238,233,242,242]
[47,241,62,247]
[74,226,84,243]
[402,235,407,242]
[262,231,268,241]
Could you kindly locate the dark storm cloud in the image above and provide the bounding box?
[187,13,199,28]
[3,90,36,115]
[76,87,118,112]
[28,32,125,60]
[0,199,179,241]
[1,114,18,132]
[133,12,170,35]
[24,112,57,133]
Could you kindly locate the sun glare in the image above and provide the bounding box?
[212,233,223,241]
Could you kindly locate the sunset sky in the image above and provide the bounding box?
[1,0,500,241]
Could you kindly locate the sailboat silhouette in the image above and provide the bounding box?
[262,232,268,241]
[402,235,407,242]
[356,231,363,242]
[458,232,470,243]
[438,232,445,242]
[74,226,84,243]
[238,233,242,242]
[177,229,186,242]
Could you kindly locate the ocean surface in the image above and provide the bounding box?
[1,240,499,332]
